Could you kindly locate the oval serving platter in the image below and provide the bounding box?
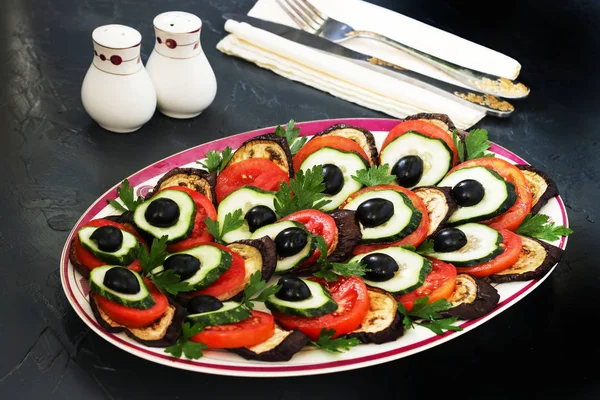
[60,118,569,377]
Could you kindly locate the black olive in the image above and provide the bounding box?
[103,267,140,294]
[144,198,180,227]
[245,205,277,233]
[187,295,223,314]
[321,164,344,196]
[164,254,201,281]
[90,225,123,252]
[392,155,424,187]
[452,179,485,207]
[356,198,394,228]
[275,276,312,301]
[433,228,468,252]
[274,227,308,257]
[362,253,399,282]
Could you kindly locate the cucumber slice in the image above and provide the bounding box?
[438,166,517,225]
[350,247,432,295]
[380,131,453,188]
[89,266,155,309]
[217,186,278,244]
[264,279,337,317]
[299,147,368,211]
[250,221,314,273]
[343,189,422,243]
[133,189,196,243]
[425,223,503,267]
[186,301,251,326]
[162,245,233,291]
[78,226,139,265]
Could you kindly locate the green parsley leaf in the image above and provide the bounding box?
[165,322,207,360]
[408,297,452,320]
[275,119,307,155]
[400,244,417,252]
[197,146,234,173]
[108,179,144,212]
[139,236,169,276]
[240,271,281,309]
[515,213,573,241]
[311,328,360,353]
[253,284,282,303]
[416,239,435,254]
[397,297,463,336]
[274,165,331,218]
[314,235,329,264]
[452,130,466,163]
[203,209,244,244]
[313,269,338,282]
[331,261,367,277]
[416,317,462,335]
[352,164,395,187]
[463,129,494,161]
[151,270,194,295]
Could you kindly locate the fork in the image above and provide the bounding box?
[275,0,530,99]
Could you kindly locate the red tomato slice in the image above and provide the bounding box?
[456,229,522,277]
[94,279,169,328]
[449,158,532,231]
[382,120,459,165]
[281,209,338,266]
[74,219,145,273]
[273,276,370,340]
[397,259,457,312]
[215,158,290,203]
[191,310,275,348]
[187,243,246,298]
[292,136,370,172]
[158,186,217,253]
[343,185,430,255]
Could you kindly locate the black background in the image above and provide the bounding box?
[1,0,598,398]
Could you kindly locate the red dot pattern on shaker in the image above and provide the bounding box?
[94,50,98,56]
[110,55,122,65]
[157,37,162,44]
[137,56,141,64]
[165,39,177,49]
[99,54,106,61]
[193,42,199,50]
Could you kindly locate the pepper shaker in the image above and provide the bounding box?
[81,24,157,133]
[146,11,217,119]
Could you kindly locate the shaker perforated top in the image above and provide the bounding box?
[153,11,202,33]
[92,24,142,48]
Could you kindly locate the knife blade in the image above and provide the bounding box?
[221,13,514,117]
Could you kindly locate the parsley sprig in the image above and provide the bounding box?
[312,236,367,282]
[352,164,395,187]
[240,271,281,310]
[165,322,207,359]
[515,213,573,241]
[196,146,234,173]
[139,236,193,295]
[204,209,245,244]
[275,119,307,155]
[416,239,434,254]
[311,328,360,353]
[397,297,463,335]
[108,179,144,212]
[453,129,495,162]
[274,165,331,218]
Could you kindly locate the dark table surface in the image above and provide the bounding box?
[1,0,598,398]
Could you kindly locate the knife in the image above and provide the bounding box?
[222,13,514,117]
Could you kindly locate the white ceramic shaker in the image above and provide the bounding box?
[81,24,157,133]
[146,11,217,119]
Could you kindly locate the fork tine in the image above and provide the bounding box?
[277,0,321,32]
[297,0,328,22]
[290,0,326,26]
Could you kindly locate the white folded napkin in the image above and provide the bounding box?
[216,0,522,129]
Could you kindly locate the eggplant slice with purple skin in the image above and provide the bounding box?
[440,274,500,320]
[145,167,218,205]
[488,235,564,283]
[89,295,186,347]
[402,113,458,137]
[516,165,559,214]
[223,133,294,177]
[311,123,379,166]
[229,324,311,362]
[347,289,405,344]
[413,186,457,237]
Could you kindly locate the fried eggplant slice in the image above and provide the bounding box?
[312,123,378,166]
[516,165,559,214]
[224,133,294,177]
[229,324,311,362]
[488,235,564,283]
[146,167,217,205]
[89,295,186,347]
[403,113,458,137]
[413,186,457,237]
[347,289,404,344]
[440,274,500,320]
[327,209,362,263]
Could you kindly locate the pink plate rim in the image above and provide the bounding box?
[60,117,569,376]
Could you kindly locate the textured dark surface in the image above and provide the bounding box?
[0,0,598,398]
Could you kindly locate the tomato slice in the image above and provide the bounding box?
[456,229,522,277]
[397,259,457,312]
[158,186,217,253]
[187,243,246,298]
[292,136,370,172]
[449,158,532,231]
[191,310,275,348]
[343,184,430,255]
[94,279,169,328]
[382,120,459,166]
[273,276,370,340]
[215,158,290,203]
[281,209,338,266]
[74,219,144,273]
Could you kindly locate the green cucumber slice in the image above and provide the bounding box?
[78,226,139,265]
[161,245,233,291]
[264,279,337,317]
[89,266,155,309]
[186,301,251,326]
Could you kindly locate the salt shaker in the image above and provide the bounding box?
[81,24,157,133]
[146,11,217,119]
